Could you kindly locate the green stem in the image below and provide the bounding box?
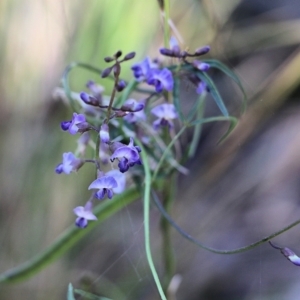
[138,142,167,300]
[163,0,170,48]
[152,191,300,254]
[0,188,139,284]
[153,125,187,182]
[160,174,176,292]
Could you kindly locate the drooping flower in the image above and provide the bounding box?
[269,241,300,266]
[110,138,142,173]
[147,68,174,92]
[151,103,178,130]
[55,152,83,174]
[73,201,97,228]
[88,173,118,200]
[60,113,89,135]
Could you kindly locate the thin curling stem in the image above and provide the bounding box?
[152,191,300,255]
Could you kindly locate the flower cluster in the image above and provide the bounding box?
[56,38,212,228]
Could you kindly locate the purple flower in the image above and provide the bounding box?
[131,57,158,82]
[61,113,88,135]
[196,81,207,95]
[193,60,210,72]
[99,123,110,143]
[147,68,174,93]
[55,152,83,174]
[110,138,142,173]
[124,109,146,124]
[269,241,300,266]
[86,80,104,98]
[73,201,97,228]
[106,169,126,194]
[151,103,178,130]
[160,36,181,57]
[88,174,118,200]
[121,99,144,112]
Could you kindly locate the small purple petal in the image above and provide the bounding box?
[106,169,126,194]
[61,120,71,131]
[100,124,110,143]
[68,113,87,135]
[147,68,174,92]
[76,217,88,228]
[88,176,118,190]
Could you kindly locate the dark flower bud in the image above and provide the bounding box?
[101,67,113,78]
[104,56,114,63]
[116,80,126,92]
[80,92,100,106]
[114,50,122,58]
[113,64,121,77]
[195,45,210,56]
[124,52,136,61]
[159,48,175,57]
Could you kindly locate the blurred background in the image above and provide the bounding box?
[1,0,300,299]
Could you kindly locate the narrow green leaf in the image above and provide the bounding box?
[204,59,247,112]
[74,289,112,300]
[0,188,139,284]
[197,72,229,117]
[188,116,238,144]
[67,283,76,300]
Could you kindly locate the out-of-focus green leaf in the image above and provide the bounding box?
[196,72,229,117]
[188,116,238,144]
[204,59,247,112]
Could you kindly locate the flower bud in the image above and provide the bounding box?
[101,67,113,78]
[124,52,136,61]
[116,80,126,92]
[195,45,210,56]
[104,56,114,63]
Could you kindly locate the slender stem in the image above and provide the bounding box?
[138,142,167,300]
[106,63,120,122]
[152,191,300,254]
[160,173,176,292]
[163,0,171,48]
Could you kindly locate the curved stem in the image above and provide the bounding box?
[0,188,139,284]
[138,142,167,300]
[152,191,300,254]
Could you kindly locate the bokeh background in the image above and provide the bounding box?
[1,0,300,299]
